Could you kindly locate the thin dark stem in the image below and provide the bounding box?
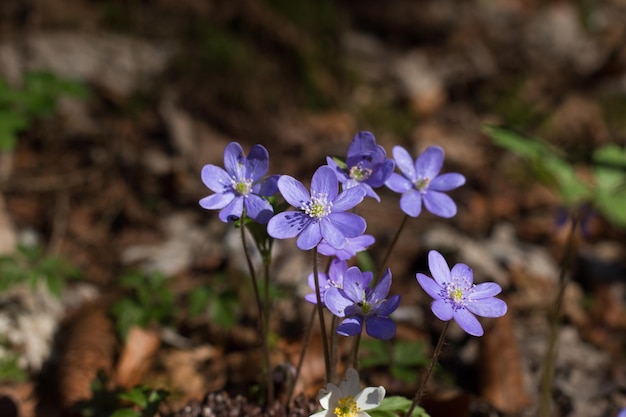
[287,306,316,404]
[312,247,332,383]
[329,314,339,383]
[377,214,409,283]
[351,332,362,371]
[538,213,579,417]
[240,220,274,406]
[405,321,450,417]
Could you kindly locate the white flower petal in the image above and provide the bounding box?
[355,386,385,410]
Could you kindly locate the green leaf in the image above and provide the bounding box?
[482,124,550,159]
[369,396,430,417]
[594,189,626,228]
[110,409,142,417]
[593,144,626,169]
[118,387,149,408]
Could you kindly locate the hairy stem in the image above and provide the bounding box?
[312,247,332,383]
[377,214,409,283]
[405,321,450,417]
[538,213,579,417]
[287,306,316,404]
[240,220,274,406]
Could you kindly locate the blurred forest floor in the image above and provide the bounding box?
[0,1,626,417]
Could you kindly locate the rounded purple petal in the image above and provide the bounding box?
[218,197,243,222]
[431,298,454,321]
[332,186,366,212]
[325,288,353,317]
[392,146,416,181]
[246,144,269,181]
[428,250,451,287]
[267,211,309,239]
[201,164,232,193]
[277,175,310,208]
[415,146,444,179]
[466,297,507,318]
[296,222,323,250]
[423,191,457,218]
[376,294,401,316]
[223,142,246,179]
[336,316,363,336]
[416,274,443,300]
[453,308,484,336]
[368,159,395,188]
[385,173,412,193]
[244,194,273,224]
[399,190,423,217]
[199,191,234,210]
[306,272,329,304]
[450,263,473,286]
[365,316,396,340]
[430,173,466,191]
[257,175,279,196]
[347,131,376,156]
[327,212,366,239]
[472,282,503,298]
[371,269,392,303]
[320,217,347,249]
[311,166,339,199]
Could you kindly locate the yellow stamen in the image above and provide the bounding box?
[334,396,359,417]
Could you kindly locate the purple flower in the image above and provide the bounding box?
[304,258,348,305]
[199,142,278,224]
[318,234,375,261]
[325,267,400,340]
[267,166,367,251]
[618,409,626,417]
[326,131,395,202]
[416,250,507,337]
[385,145,465,218]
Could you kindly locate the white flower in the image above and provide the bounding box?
[310,368,385,417]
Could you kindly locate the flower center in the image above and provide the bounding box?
[449,287,464,303]
[334,396,359,417]
[414,177,430,192]
[349,164,372,182]
[232,178,253,196]
[302,193,332,219]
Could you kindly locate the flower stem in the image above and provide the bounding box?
[405,321,450,417]
[538,213,579,417]
[240,219,274,406]
[287,306,316,404]
[351,332,362,371]
[312,247,332,383]
[377,214,409,282]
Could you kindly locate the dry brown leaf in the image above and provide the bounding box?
[479,311,531,414]
[57,306,117,409]
[114,326,161,389]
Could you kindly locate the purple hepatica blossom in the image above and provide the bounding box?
[305,258,348,305]
[385,145,465,218]
[318,234,375,261]
[416,250,507,337]
[326,131,395,202]
[325,267,400,340]
[199,142,278,224]
[618,409,626,417]
[267,166,367,251]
